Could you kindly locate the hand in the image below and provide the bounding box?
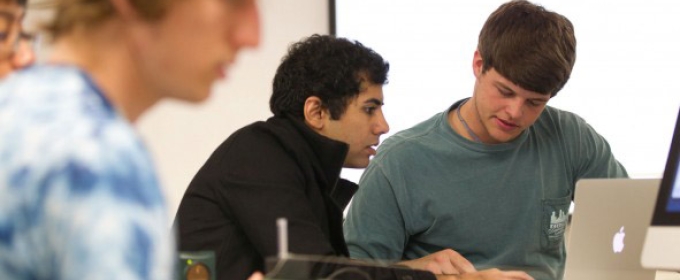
[247,271,264,280]
[397,249,476,275]
[436,268,534,280]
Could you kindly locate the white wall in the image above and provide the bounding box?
[135,1,330,221]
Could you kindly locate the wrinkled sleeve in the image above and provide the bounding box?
[344,160,409,262]
[25,137,176,279]
[212,129,338,259]
[217,173,338,258]
[0,67,174,280]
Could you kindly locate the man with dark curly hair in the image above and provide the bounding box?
[175,35,515,280]
[174,34,393,280]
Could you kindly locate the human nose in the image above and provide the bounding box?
[11,34,36,70]
[506,98,524,120]
[374,110,390,135]
[232,1,261,49]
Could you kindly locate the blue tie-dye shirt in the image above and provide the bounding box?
[0,65,175,279]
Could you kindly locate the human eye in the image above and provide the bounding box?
[0,13,13,42]
[499,89,513,97]
[527,99,545,107]
[19,32,34,41]
[363,106,377,115]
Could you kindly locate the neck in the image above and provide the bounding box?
[0,62,13,79]
[449,98,484,143]
[48,22,160,123]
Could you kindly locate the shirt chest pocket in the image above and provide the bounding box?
[541,192,572,251]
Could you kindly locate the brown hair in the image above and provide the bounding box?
[0,0,26,6]
[41,0,169,39]
[478,0,576,97]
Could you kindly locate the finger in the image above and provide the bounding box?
[434,254,460,275]
[443,250,476,273]
[425,262,445,275]
[503,270,534,280]
[451,256,476,273]
[247,271,264,280]
[435,275,462,280]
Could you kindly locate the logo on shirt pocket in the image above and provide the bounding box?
[541,193,571,251]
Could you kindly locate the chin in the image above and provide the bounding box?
[492,133,521,143]
[177,88,212,103]
[344,159,370,169]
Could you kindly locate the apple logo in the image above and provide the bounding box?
[612,226,626,253]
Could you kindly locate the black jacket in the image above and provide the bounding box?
[174,115,434,280]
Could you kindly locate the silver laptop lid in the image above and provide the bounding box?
[564,178,659,280]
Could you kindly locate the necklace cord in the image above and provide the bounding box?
[456,99,483,143]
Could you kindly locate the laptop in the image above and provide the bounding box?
[563,178,660,280]
[264,218,433,280]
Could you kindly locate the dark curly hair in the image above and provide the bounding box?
[270,34,390,120]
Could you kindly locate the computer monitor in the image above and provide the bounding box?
[641,107,680,271]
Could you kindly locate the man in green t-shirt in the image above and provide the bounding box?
[344,1,627,280]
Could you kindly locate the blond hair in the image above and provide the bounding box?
[40,0,169,39]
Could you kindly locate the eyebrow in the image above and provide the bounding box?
[495,81,515,94]
[495,82,550,102]
[363,98,384,106]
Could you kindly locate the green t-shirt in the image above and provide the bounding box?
[344,101,628,280]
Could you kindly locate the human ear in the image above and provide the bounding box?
[303,96,328,131]
[472,50,484,77]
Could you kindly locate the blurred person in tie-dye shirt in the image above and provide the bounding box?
[0,0,34,79]
[0,0,260,279]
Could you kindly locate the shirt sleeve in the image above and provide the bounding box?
[30,138,174,280]
[571,116,629,179]
[0,69,174,280]
[216,173,339,258]
[344,160,409,262]
[207,128,340,259]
